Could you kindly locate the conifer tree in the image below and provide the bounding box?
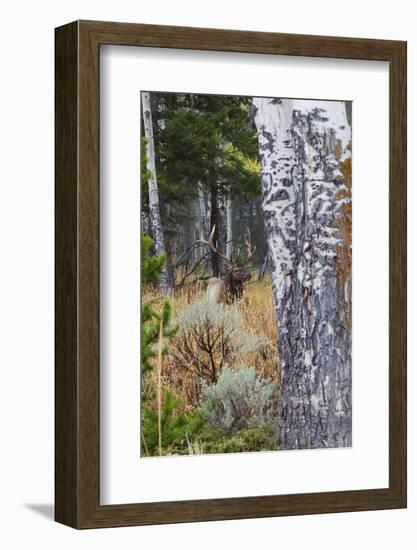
[141,234,177,375]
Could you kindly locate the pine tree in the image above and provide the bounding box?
[141,233,177,375]
[141,233,166,284]
[141,299,177,375]
[149,92,261,277]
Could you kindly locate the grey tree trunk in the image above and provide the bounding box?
[141,210,150,235]
[198,182,211,237]
[253,97,352,450]
[226,195,233,258]
[141,91,170,292]
[258,249,268,281]
[209,187,222,277]
[217,188,228,272]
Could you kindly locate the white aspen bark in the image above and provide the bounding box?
[141,91,169,291]
[226,196,233,258]
[218,187,228,272]
[194,199,201,262]
[198,182,211,237]
[141,210,150,235]
[253,97,298,308]
[253,97,352,450]
[197,183,212,264]
[292,100,352,448]
[209,186,223,277]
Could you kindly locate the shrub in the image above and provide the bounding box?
[202,428,278,454]
[179,427,278,455]
[141,389,203,456]
[200,366,279,435]
[169,299,268,383]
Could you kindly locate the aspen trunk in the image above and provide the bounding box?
[141,92,170,291]
[217,188,228,273]
[226,196,233,258]
[209,187,221,277]
[258,249,268,281]
[253,97,352,449]
[141,210,150,236]
[198,182,211,237]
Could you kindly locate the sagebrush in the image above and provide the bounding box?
[169,298,268,384]
[200,365,280,435]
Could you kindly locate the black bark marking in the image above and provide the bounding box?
[269,189,289,202]
[261,131,274,152]
[256,99,352,451]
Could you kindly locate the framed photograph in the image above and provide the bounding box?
[55,20,406,528]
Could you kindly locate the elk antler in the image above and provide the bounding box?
[241,230,256,265]
[197,225,235,266]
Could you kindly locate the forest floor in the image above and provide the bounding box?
[141,273,281,457]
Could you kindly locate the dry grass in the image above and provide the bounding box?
[142,272,280,411]
[240,274,279,381]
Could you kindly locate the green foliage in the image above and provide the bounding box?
[141,137,151,185]
[201,428,277,454]
[200,366,279,435]
[168,427,278,455]
[157,102,258,196]
[141,233,166,284]
[141,390,204,456]
[222,142,261,199]
[141,299,177,376]
[141,233,176,375]
[144,92,260,232]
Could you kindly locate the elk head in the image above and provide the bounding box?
[197,226,255,304]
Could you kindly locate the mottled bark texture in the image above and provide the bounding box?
[226,196,233,259]
[141,92,170,291]
[217,188,229,274]
[198,183,211,236]
[141,210,150,235]
[209,187,222,277]
[253,97,352,450]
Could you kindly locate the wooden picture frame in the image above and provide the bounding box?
[55,20,407,529]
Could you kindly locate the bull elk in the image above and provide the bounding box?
[196,226,256,305]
